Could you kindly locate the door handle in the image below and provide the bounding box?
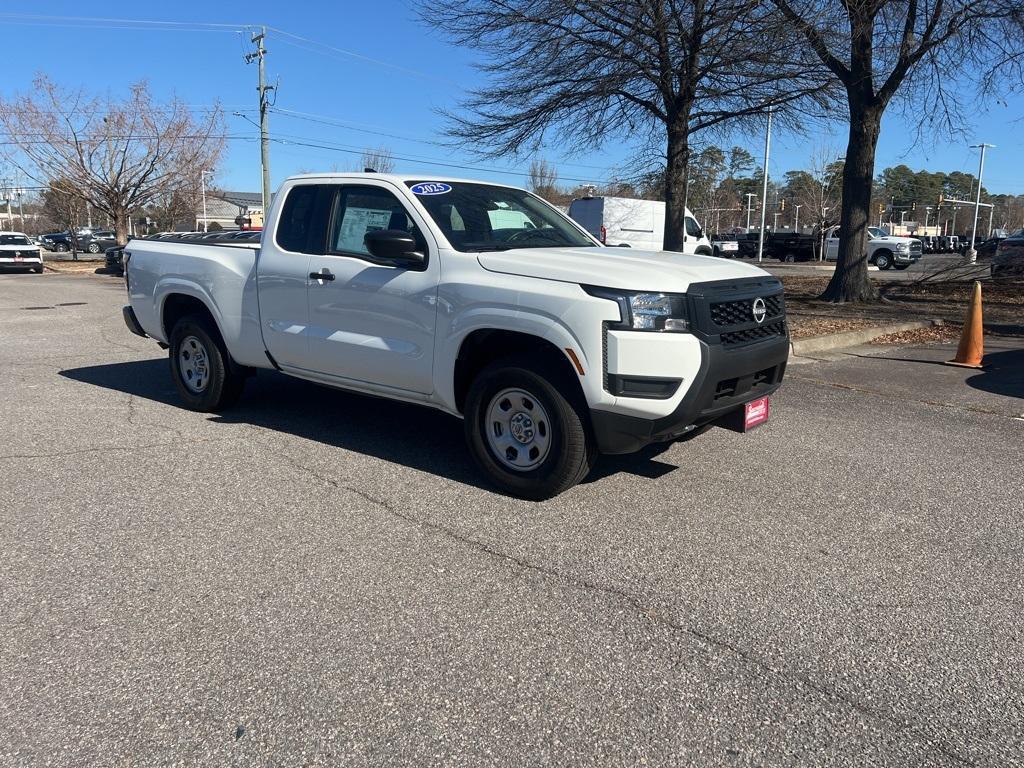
[309,269,335,282]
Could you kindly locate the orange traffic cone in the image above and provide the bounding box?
[946,281,984,368]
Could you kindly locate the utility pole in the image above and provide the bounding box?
[745,193,756,231]
[246,27,274,212]
[794,204,801,234]
[967,143,994,262]
[756,109,772,263]
[200,170,212,232]
[987,205,994,238]
[3,179,12,230]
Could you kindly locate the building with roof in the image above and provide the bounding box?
[196,191,267,230]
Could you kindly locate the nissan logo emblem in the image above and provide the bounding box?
[752,297,767,324]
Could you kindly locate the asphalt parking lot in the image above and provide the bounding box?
[2,272,1023,766]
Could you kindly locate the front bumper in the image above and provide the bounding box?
[590,334,789,454]
[0,258,43,269]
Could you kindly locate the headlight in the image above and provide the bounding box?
[896,243,909,252]
[583,287,689,332]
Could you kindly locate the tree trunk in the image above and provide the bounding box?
[821,104,882,302]
[663,119,691,252]
[114,209,129,246]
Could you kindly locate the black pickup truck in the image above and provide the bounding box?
[736,232,817,262]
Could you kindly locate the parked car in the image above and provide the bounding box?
[79,229,117,254]
[824,226,922,269]
[991,230,1024,278]
[710,234,740,258]
[763,231,817,262]
[0,232,44,273]
[123,173,789,499]
[567,195,714,255]
[973,236,1005,261]
[39,231,76,252]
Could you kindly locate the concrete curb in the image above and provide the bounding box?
[790,319,942,357]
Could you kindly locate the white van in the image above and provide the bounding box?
[567,196,713,255]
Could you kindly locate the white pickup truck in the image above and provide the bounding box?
[824,225,922,270]
[123,174,789,498]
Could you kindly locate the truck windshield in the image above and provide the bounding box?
[406,181,595,252]
[0,235,30,245]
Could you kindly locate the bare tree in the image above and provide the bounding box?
[772,0,1024,302]
[418,0,831,251]
[527,158,561,203]
[358,146,395,174]
[783,146,844,253]
[0,76,225,245]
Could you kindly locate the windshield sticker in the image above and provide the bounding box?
[411,182,452,196]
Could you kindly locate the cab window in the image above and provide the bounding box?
[330,186,423,258]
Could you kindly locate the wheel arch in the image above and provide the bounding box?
[452,329,584,415]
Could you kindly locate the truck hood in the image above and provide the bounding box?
[871,235,916,245]
[476,246,771,292]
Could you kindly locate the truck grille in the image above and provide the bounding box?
[688,278,787,348]
[909,241,923,256]
[710,295,783,327]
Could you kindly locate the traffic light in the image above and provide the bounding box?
[780,199,785,211]
[912,202,916,211]
[938,194,944,204]
[878,203,885,215]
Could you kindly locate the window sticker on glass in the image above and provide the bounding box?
[410,182,452,196]
[336,207,392,253]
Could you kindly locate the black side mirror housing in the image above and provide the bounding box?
[363,229,425,265]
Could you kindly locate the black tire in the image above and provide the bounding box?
[168,314,245,412]
[55,243,69,253]
[874,250,893,270]
[464,358,596,500]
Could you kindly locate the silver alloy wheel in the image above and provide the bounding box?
[88,242,100,253]
[177,335,210,393]
[485,387,553,471]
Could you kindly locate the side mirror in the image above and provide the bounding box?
[364,229,425,265]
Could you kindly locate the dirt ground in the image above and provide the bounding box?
[783,276,1023,338]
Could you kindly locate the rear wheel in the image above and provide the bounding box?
[464,359,596,500]
[168,314,245,412]
[874,250,893,270]
[55,243,69,253]
[87,242,101,253]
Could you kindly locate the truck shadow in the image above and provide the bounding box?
[59,358,676,491]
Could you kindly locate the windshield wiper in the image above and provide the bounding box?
[461,244,516,252]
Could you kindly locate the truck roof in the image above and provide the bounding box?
[285,172,528,192]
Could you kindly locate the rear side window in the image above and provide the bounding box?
[276,185,319,252]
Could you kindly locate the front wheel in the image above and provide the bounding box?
[55,243,69,253]
[87,242,101,253]
[168,314,245,412]
[874,251,893,270]
[464,359,596,500]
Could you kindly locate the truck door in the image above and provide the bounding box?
[256,182,329,369]
[305,183,439,394]
[826,228,840,260]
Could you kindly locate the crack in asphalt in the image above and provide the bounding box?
[0,436,236,462]
[271,448,977,766]
[787,373,1010,418]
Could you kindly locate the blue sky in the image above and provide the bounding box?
[2,1,1022,196]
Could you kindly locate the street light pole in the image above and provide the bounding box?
[794,204,801,233]
[756,108,772,263]
[745,193,756,231]
[968,143,994,262]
